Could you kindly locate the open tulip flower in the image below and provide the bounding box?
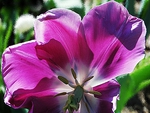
[1,1,146,113]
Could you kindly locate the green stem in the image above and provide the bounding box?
[3,20,13,50]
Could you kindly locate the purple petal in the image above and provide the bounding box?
[93,80,120,111]
[80,92,117,113]
[78,80,119,113]
[97,100,114,113]
[83,1,146,81]
[34,8,93,68]
[80,80,119,113]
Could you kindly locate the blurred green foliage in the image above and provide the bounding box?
[0,0,150,113]
[116,56,150,112]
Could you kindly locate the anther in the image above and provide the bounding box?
[88,90,101,96]
[71,68,79,85]
[56,69,101,113]
[71,68,77,79]
[58,76,69,84]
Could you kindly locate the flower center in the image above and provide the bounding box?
[55,68,101,113]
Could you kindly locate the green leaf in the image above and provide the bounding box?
[4,20,13,49]
[130,56,150,92]
[125,0,135,16]
[137,79,150,91]
[115,0,124,3]
[115,56,150,113]
[44,0,56,9]
[11,108,28,113]
[0,75,4,87]
[115,74,135,113]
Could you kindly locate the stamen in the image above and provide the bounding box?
[71,68,79,85]
[82,76,94,86]
[56,69,101,112]
[58,76,69,84]
[88,90,101,96]
[71,68,77,79]
[54,92,67,97]
[68,84,76,88]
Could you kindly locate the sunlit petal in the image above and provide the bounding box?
[83,1,146,82]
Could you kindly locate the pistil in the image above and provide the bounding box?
[55,68,101,113]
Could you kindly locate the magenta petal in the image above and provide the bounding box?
[34,9,81,62]
[2,41,51,91]
[83,1,146,81]
[1,41,65,108]
[35,8,93,67]
[1,41,69,112]
[8,78,66,113]
[35,39,70,70]
[28,96,61,113]
[35,9,81,44]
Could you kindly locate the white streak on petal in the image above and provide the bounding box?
[111,94,119,111]
[86,68,105,87]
